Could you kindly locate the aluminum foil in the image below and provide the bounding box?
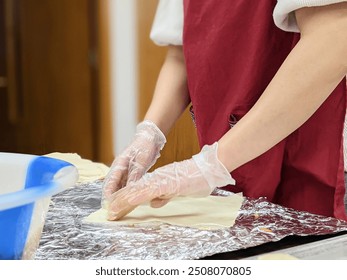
[35,180,347,260]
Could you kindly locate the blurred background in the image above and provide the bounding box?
[0,0,199,167]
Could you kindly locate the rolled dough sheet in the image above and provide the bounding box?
[257,253,298,260]
[84,195,243,230]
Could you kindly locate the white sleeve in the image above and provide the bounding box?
[150,0,183,46]
[273,0,347,32]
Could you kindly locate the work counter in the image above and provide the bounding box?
[35,180,347,260]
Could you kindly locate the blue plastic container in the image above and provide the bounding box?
[0,153,78,259]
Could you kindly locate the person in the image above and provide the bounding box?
[102,0,347,221]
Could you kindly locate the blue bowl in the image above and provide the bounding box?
[0,153,78,259]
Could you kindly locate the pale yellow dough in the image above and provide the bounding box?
[85,195,243,230]
[45,152,109,183]
[257,253,298,260]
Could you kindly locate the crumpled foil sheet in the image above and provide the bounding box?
[35,180,347,260]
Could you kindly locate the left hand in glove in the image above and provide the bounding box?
[106,142,235,220]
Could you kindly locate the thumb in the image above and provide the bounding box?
[107,180,159,220]
[150,198,171,208]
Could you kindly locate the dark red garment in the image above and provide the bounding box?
[183,0,347,220]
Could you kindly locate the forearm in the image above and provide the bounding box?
[218,3,347,172]
[144,45,190,135]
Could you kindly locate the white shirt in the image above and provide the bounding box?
[150,0,184,46]
[150,0,347,46]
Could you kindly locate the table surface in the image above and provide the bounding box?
[204,231,347,259]
[36,181,347,260]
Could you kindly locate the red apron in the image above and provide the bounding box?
[183,0,347,220]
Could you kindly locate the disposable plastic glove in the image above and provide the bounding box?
[107,142,235,220]
[102,120,166,206]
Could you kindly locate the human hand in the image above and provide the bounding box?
[102,120,166,207]
[106,142,235,220]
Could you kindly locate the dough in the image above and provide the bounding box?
[257,253,298,260]
[45,152,109,183]
[85,195,243,230]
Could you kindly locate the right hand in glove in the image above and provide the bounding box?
[102,120,166,205]
[106,142,236,220]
